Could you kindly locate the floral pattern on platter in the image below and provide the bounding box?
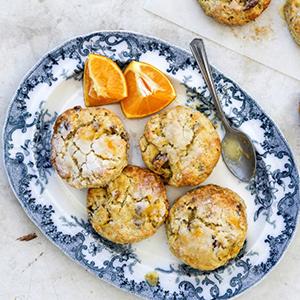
[3,31,299,300]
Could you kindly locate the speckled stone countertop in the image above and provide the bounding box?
[0,0,299,299]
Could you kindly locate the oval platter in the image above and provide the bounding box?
[3,31,300,300]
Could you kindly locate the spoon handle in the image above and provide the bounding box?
[190,38,231,130]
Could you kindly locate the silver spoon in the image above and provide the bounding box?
[190,38,256,182]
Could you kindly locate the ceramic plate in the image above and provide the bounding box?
[3,31,299,300]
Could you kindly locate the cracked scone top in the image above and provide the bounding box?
[284,0,300,46]
[197,0,271,25]
[166,185,247,271]
[140,106,221,187]
[87,165,169,244]
[51,106,129,189]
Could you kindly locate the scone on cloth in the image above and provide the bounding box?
[140,106,221,187]
[284,0,300,46]
[87,165,169,244]
[51,106,129,189]
[197,0,271,26]
[166,184,247,271]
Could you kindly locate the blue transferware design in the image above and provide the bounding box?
[3,31,299,300]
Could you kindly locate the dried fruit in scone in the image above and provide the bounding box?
[197,0,271,26]
[51,106,129,189]
[166,184,247,271]
[87,165,169,244]
[140,106,221,187]
[284,0,300,46]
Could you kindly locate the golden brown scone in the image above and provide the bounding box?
[166,184,247,270]
[284,0,300,45]
[197,0,271,26]
[51,106,129,189]
[87,165,169,244]
[140,106,221,187]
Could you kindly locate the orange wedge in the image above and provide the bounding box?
[120,61,176,118]
[83,54,127,106]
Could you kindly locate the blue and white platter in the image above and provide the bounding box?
[3,31,300,300]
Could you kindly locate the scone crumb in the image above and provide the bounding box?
[145,271,159,286]
[250,25,273,41]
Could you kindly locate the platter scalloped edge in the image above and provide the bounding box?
[3,30,300,300]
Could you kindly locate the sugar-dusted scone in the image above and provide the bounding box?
[197,0,271,26]
[140,106,221,187]
[284,0,300,46]
[87,165,169,244]
[51,106,129,189]
[166,184,247,271]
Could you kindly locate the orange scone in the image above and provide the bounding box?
[51,106,129,189]
[140,106,221,187]
[166,185,247,270]
[87,166,169,244]
[284,0,300,45]
[197,0,271,26]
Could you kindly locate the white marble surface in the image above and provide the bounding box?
[0,0,299,299]
[144,0,300,81]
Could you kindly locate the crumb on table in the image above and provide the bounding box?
[250,25,273,41]
[17,232,37,241]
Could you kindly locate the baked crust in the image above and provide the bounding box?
[198,0,271,25]
[51,106,129,189]
[284,0,300,45]
[140,106,221,187]
[87,165,169,244]
[166,184,247,270]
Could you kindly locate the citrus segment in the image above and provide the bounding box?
[120,61,176,118]
[83,54,127,106]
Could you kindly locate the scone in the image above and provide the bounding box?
[284,0,300,45]
[87,165,169,244]
[51,106,129,189]
[140,106,221,187]
[198,0,271,26]
[166,184,247,271]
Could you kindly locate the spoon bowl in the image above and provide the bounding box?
[222,129,256,182]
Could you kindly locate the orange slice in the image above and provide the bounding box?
[83,54,127,106]
[120,61,176,118]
